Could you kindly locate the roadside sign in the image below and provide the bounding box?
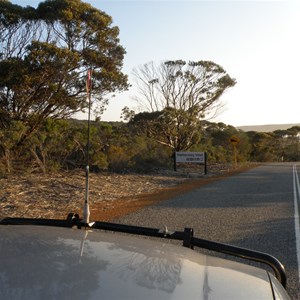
[229,136,240,169]
[174,151,207,174]
[175,152,205,164]
[229,135,240,146]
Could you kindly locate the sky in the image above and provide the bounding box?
[11,0,300,127]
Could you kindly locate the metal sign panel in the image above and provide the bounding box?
[175,152,205,164]
[229,135,240,146]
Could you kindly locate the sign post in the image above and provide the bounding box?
[229,135,240,169]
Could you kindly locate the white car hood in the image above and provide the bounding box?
[0,225,288,300]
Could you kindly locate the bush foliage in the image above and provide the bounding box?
[1,118,299,176]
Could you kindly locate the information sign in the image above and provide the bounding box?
[175,152,205,164]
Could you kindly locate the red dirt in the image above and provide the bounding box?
[91,166,254,221]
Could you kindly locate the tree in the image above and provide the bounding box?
[200,121,250,164]
[0,0,129,137]
[283,126,300,161]
[246,131,278,162]
[0,120,28,173]
[131,60,236,151]
[130,107,201,152]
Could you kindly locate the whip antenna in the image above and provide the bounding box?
[83,69,93,226]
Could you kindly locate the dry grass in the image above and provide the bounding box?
[0,164,255,221]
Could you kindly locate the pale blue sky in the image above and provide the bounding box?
[11,0,300,126]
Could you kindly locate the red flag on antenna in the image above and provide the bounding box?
[86,69,92,93]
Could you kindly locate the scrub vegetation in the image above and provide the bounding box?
[1,118,299,176]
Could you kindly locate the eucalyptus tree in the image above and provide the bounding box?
[0,0,129,134]
[284,126,300,161]
[131,60,236,151]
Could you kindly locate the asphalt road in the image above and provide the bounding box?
[115,163,300,299]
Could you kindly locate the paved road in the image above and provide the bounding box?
[115,163,300,299]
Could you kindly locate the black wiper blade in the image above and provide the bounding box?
[0,213,78,228]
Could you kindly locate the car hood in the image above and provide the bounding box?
[0,225,288,300]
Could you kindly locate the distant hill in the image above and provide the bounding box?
[237,123,300,132]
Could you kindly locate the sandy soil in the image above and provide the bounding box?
[0,165,254,221]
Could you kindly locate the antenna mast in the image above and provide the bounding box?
[83,69,92,225]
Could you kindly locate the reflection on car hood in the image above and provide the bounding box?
[0,225,288,299]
